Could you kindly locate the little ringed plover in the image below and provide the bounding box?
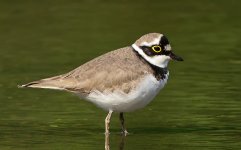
[19,33,183,135]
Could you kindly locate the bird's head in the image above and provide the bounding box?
[132,33,183,68]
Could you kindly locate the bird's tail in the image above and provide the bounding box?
[18,76,65,90]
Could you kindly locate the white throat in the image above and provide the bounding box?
[132,44,170,68]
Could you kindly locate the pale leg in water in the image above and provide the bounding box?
[105,110,113,135]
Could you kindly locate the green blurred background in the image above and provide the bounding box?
[0,0,240,149]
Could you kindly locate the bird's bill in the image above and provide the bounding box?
[169,52,183,61]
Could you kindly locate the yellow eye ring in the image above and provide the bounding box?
[151,45,162,53]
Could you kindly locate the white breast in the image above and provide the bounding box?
[82,73,169,112]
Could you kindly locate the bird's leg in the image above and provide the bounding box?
[105,110,113,135]
[119,112,129,136]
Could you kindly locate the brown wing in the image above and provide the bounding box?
[20,47,153,95]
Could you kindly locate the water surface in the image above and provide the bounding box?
[0,0,240,149]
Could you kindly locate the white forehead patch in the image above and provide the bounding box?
[140,34,163,47]
[165,44,172,51]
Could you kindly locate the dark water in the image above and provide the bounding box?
[0,0,241,149]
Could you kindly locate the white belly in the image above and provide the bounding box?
[82,73,168,112]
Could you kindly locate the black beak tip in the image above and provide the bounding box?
[170,52,184,61]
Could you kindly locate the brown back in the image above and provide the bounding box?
[25,46,154,95]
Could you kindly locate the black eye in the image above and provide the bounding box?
[151,45,162,53]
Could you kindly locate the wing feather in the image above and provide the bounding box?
[20,47,153,95]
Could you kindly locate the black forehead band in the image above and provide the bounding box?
[159,36,170,46]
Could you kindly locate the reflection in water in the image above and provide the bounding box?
[105,133,110,150]
[105,133,126,150]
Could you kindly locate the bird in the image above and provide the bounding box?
[19,33,183,135]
